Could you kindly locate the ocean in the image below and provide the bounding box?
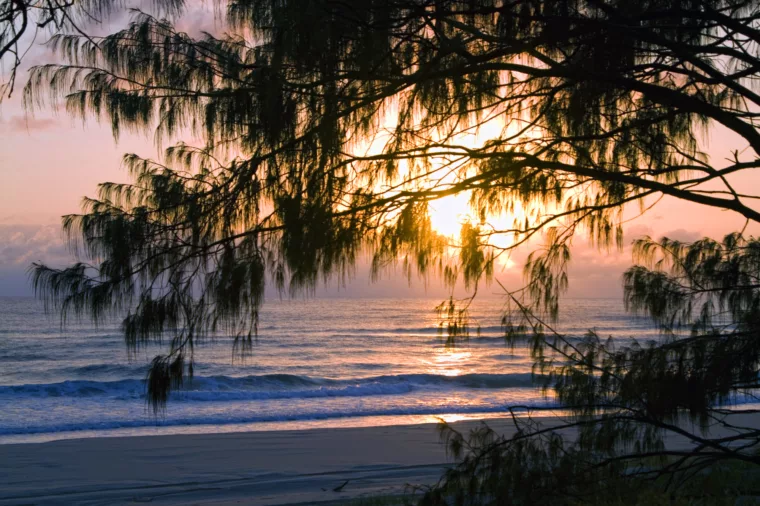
[0,296,661,444]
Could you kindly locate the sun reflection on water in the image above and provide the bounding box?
[429,348,473,377]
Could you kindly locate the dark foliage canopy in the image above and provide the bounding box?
[25,0,760,501]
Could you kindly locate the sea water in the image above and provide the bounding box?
[0,296,662,443]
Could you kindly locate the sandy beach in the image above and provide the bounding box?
[3,413,760,505]
[0,420,477,506]
[0,416,577,505]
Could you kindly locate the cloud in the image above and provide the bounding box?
[0,115,59,133]
[0,223,73,296]
[661,228,702,243]
[625,224,654,240]
[0,223,70,268]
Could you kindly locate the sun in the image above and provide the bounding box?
[428,193,473,238]
[427,192,518,269]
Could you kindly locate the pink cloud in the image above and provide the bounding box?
[1,115,59,133]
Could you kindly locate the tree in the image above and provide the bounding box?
[25,0,760,501]
[421,233,760,504]
[0,0,184,100]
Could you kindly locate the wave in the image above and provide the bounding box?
[1,394,757,437]
[0,400,559,436]
[0,372,539,402]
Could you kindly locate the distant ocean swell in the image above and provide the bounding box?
[0,372,539,402]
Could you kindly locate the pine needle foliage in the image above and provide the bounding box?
[24,0,760,495]
[0,0,184,100]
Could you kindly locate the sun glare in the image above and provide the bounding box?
[427,191,518,268]
[428,193,473,238]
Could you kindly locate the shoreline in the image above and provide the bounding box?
[0,418,509,505]
[0,410,542,446]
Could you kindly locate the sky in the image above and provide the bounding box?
[1,9,758,299]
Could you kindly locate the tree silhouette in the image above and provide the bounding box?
[25,1,760,501]
[0,0,184,100]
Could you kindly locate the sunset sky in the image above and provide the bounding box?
[2,8,759,298]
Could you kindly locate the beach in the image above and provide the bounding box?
[4,414,757,506]
[0,420,477,505]
[3,297,757,504]
[0,298,620,504]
